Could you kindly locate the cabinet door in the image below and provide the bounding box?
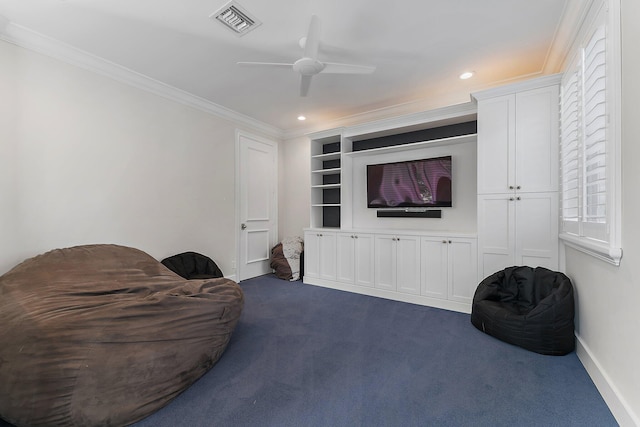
[374,235,396,291]
[477,95,516,194]
[318,232,337,281]
[395,235,421,295]
[303,231,320,279]
[354,233,375,287]
[515,192,559,270]
[515,86,559,193]
[448,239,479,304]
[336,233,355,283]
[477,194,515,279]
[421,238,448,299]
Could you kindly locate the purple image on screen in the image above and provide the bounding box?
[367,156,452,208]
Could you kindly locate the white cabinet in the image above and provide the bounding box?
[421,237,478,303]
[374,234,421,295]
[473,76,561,279]
[477,193,559,278]
[477,85,559,195]
[304,228,477,313]
[336,232,374,287]
[303,230,337,281]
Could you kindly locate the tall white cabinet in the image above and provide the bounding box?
[473,75,561,279]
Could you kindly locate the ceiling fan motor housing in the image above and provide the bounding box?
[293,58,326,75]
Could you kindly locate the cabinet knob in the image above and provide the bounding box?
[509,185,514,190]
[517,185,521,190]
[448,240,452,244]
[509,197,515,201]
[442,240,447,244]
[516,196,521,201]
[354,235,358,239]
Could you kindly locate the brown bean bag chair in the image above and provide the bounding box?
[0,244,244,427]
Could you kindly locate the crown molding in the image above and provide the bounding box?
[543,0,594,73]
[0,20,283,139]
[471,73,563,101]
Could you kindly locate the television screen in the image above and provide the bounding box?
[367,156,452,208]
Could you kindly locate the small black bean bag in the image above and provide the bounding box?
[471,266,575,356]
[161,251,223,279]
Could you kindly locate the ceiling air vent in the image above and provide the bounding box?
[210,1,261,36]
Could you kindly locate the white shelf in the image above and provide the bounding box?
[311,203,341,207]
[343,133,477,158]
[311,167,341,175]
[311,152,341,161]
[312,184,341,189]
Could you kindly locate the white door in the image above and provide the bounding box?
[374,235,396,291]
[318,232,337,281]
[477,94,515,194]
[477,194,515,279]
[421,237,449,299]
[515,192,559,270]
[353,233,375,288]
[515,87,559,193]
[336,233,355,283]
[448,239,478,304]
[395,235,421,295]
[237,131,277,281]
[303,231,320,280]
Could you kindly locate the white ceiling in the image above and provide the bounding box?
[0,0,569,133]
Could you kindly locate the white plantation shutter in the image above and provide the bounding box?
[560,59,581,235]
[559,0,621,265]
[559,24,609,242]
[582,25,608,240]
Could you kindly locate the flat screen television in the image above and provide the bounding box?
[367,156,452,208]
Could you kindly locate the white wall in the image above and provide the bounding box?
[0,39,274,278]
[563,0,640,424]
[278,135,311,239]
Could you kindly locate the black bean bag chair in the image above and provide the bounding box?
[471,266,575,356]
[161,251,223,279]
[0,244,243,427]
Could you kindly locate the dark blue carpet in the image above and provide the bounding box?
[133,274,616,427]
[0,274,617,426]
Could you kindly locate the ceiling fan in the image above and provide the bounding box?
[238,15,376,97]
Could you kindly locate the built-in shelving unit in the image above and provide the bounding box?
[305,102,481,313]
[310,129,344,228]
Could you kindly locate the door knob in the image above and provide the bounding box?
[241,223,247,230]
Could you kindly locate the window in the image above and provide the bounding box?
[559,0,622,265]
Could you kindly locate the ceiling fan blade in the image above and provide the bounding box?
[237,62,294,69]
[300,75,312,97]
[321,62,376,74]
[303,15,321,60]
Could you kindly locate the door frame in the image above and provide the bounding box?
[234,129,278,282]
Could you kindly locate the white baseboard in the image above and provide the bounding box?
[576,334,640,426]
[303,276,471,314]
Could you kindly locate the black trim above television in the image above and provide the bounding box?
[352,121,476,152]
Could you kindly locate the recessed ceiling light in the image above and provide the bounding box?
[459,71,474,80]
[297,115,306,121]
